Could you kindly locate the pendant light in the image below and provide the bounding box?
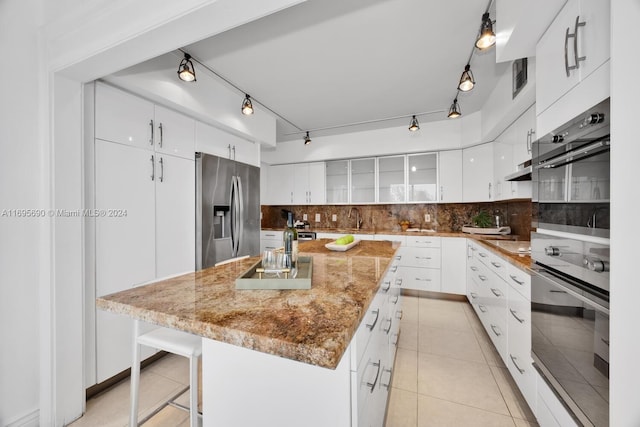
[304,131,311,145]
[408,115,420,132]
[241,94,254,115]
[475,12,496,50]
[458,64,475,92]
[177,53,196,82]
[448,98,461,119]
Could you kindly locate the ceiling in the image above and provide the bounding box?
[184,0,508,142]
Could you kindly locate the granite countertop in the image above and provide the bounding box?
[262,226,527,240]
[96,239,400,370]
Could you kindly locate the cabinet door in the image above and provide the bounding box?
[307,162,326,204]
[492,140,513,201]
[326,160,349,204]
[438,150,462,202]
[233,138,261,167]
[536,0,581,114]
[513,104,536,166]
[378,156,405,203]
[575,0,610,84]
[95,140,156,382]
[441,237,467,295]
[155,155,195,278]
[194,121,233,159]
[95,83,154,149]
[462,143,494,202]
[351,158,376,203]
[267,164,294,205]
[154,105,195,160]
[293,164,310,204]
[407,153,437,202]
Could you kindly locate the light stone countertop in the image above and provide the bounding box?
[96,239,401,369]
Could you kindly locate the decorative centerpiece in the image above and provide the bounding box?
[398,220,411,231]
[462,209,511,235]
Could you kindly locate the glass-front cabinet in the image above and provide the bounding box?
[408,153,437,202]
[351,158,376,203]
[325,160,349,203]
[378,156,405,203]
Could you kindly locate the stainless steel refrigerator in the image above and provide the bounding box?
[195,152,260,269]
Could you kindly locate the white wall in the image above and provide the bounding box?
[610,1,640,425]
[0,0,44,425]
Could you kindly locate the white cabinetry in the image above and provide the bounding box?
[438,150,463,202]
[266,164,295,204]
[260,230,282,252]
[195,121,260,167]
[493,139,514,201]
[536,0,610,116]
[440,237,467,295]
[462,143,494,202]
[294,162,325,204]
[396,236,441,292]
[92,83,195,383]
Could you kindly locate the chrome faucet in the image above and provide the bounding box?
[348,207,363,230]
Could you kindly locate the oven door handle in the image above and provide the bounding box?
[534,269,609,315]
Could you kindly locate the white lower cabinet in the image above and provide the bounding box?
[201,255,400,427]
[260,229,282,252]
[396,236,441,292]
[440,237,467,295]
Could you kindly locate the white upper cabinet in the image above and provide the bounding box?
[378,156,406,203]
[462,143,494,202]
[95,83,154,149]
[536,0,610,115]
[438,150,462,203]
[493,139,514,201]
[325,160,349,204]
[153,105,195,160]
[407,153,437,202]
[266,164,295,205]
[351,158,376,203]
[513,104,536,167]
[195,121,260,167]
[293,162,326,205]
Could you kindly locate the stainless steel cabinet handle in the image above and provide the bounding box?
[150,155,155,181]
[232,145,236,160]
[367,360,381,393]
[440,185,443,201]
[416,277,431,282]
[396,310,403,319]
[392,295,399,304]
[227,144,232,159]
[527,130,534,154]
[470,292,478,299]
[158,122,163,147]
[382,281,391,292]
[490,324,502,337]
[159,157,164,183]
[478,304,487,313]
[384,318,392,334]
[415,256,432,260]
[265,233,276,237]
[381,367,393,390]
[478,252,487,258]
[490,288,502,297]
[149,120,154,145]
[488,182,492,199]
[550,289,567,294]
[366,309,379,331]
[395,278,402,286]
[391,266,398,273]
[564,26,572,76]
[510,309,525,323]
[290,191,293,203]
[565,16,586,76]
[478,275,487,282]
[470,266,479,272]
[510,354,525,374]
[509,274,525,285]
[490,261,502,268]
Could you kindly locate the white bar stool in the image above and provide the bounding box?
[130,320,202,427]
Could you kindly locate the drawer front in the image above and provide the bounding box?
[260,230,280,240]
[351,292,385,368]
[485,313,507,362]
[397,266,441,292]
[506,263,531,300]
[405,235,440,248]
[476,245,507,281]
[397,247,441,269]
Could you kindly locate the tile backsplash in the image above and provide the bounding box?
[261,199,532,238]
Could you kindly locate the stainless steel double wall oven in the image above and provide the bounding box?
[531,98,610,426]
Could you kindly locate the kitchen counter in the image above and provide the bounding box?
[96,239,400,369]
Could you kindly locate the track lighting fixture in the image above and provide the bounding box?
[241,94,254,115]
[458,64,475,92]
[304,131,311,145]
[475,12,496,50]
[448,98,461,119]
[408,115,420,132]
[177,53,196,82]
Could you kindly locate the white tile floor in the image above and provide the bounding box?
[70,296,538,427]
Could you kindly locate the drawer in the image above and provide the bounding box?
[506,263,531,300]
[351,292,385,368]
[405,235,440,248]
[260,230,280,240]
[475,245,508,281]
[485,313,507,363]
[374,234,407,245]
[352,354,377,427]
[397,246,440,269]
[397,266,441,292]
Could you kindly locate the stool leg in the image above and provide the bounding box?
[189,355,199,427]
[130,320,141,427]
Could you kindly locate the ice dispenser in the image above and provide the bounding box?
[213,205,229,238]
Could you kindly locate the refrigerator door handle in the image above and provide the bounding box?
[229,176,237,257]
[236,175,244,255]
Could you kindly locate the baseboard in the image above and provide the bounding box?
[5,409,39,427]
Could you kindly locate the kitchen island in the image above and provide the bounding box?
[97,239,402,426]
